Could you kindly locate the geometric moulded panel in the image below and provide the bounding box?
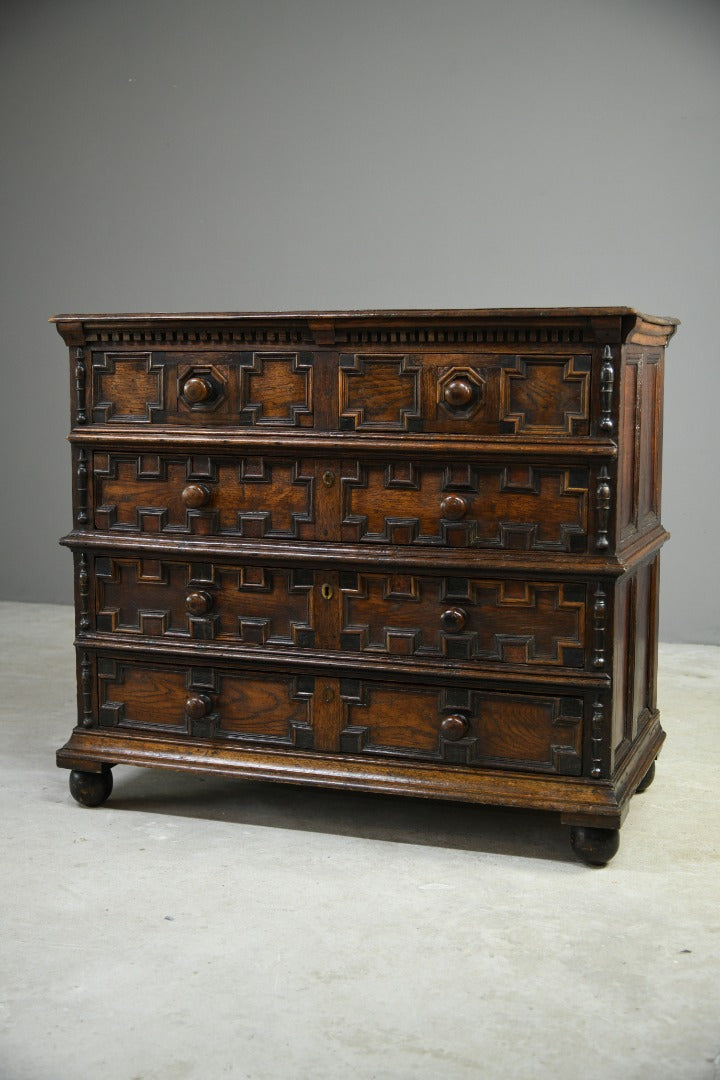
[238,352,314,427]
[92,352,164,423]
[339,354,422,431]
[500,356,591,435]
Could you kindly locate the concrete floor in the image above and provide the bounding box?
[0,602,718,1080]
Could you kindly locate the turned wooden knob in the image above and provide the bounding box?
[183,376,215,404]
[440,607,467,632]
[440,494,468,520]
[185,693,212,720]
[440,714,470,741]
[186,591,213,616]
[444,378,474,408]
[181,483,211,509]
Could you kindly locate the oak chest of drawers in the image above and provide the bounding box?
[53,307,678,864]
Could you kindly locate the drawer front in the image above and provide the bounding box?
[80,348,594,437]
[341,461,589,552]
[339,351,592,436]
[339,572,587,667]
[339,680,584,775]
[88,350,315,428]
[85,453,590,553]
[87,555,589,670]
[90,655,583,774]
[96,656,316,748]
[91,453,317,540]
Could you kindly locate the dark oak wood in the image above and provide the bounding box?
[54,308,677,864]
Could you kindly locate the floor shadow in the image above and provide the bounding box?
[102,765,577,864]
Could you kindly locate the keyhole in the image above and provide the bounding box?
[322,469,335,488]
[320,583,334,600]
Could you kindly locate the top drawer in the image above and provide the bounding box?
[75,348,598,437]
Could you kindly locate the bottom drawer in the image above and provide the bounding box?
[91,655,584,776]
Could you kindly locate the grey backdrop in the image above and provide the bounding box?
[1,0,718,643]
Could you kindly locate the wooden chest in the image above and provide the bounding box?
[53,307,678,864]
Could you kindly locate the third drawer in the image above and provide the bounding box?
[82,554,605,672]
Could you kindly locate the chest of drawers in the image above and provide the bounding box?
[53,307,678,865]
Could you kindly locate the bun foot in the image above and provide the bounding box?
[69,768,113,807]
[570,825,620,866]
[636,760,656,794]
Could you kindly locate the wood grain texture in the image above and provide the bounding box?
[93,453,316,539]
[339,680,583,774]
[94,556,316,647]
[616,348,664,548]
[339,572,586,667]
[341,461,588,550]
[96,656,314,747]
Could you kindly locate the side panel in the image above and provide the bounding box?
[617,347,664,547]
[611,553,661,772]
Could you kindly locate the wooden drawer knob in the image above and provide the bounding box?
[440,494,468,520]
[182,483,211,509]
[440,607,467,632]
[185,693,212,720]
[444,378,474,408]
[440,714,470,741]
[183,376,215,404]
[186,591,213,616]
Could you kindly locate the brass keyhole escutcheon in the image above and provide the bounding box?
[322,469,335,488]
[320,582,334,600]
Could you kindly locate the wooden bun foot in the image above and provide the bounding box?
[68,768,113,807]
[636,760,656,794]
[570,825,620,866]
